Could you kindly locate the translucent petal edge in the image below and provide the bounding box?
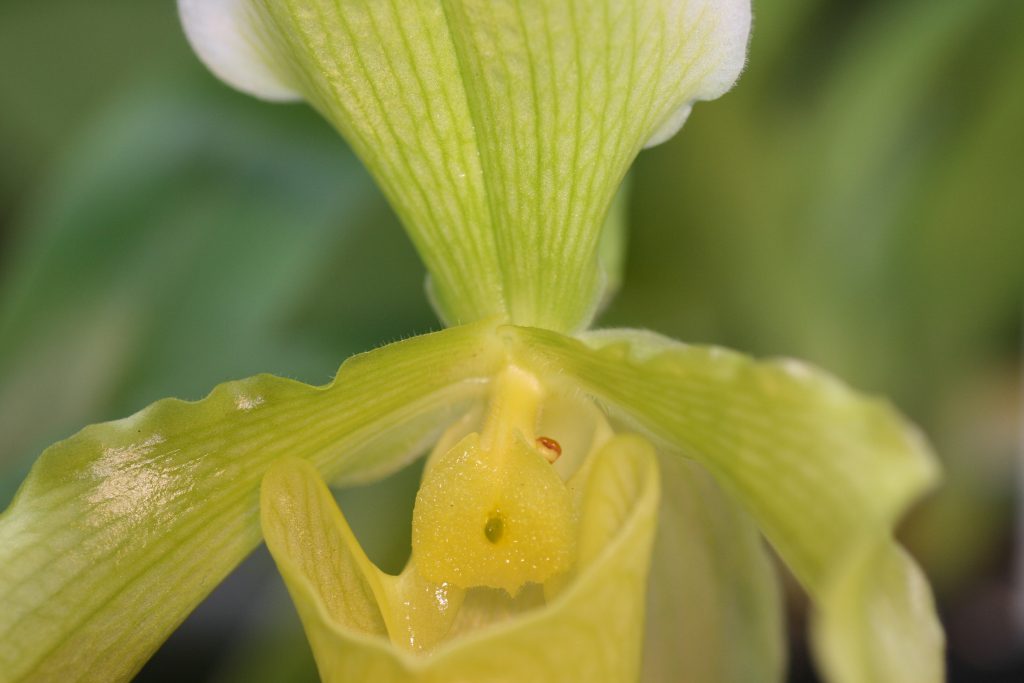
[178,0,300,101]
[643,0,752,148]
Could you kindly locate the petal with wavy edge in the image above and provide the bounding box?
[505,325,944,683]
[261,433,660,682]
[0,321,503,682]
[177,0,751,331]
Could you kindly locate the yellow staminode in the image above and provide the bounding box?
[411,366,575,595]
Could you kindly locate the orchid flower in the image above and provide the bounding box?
[0,1,944,682]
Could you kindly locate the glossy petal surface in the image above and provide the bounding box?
[0,322,502,682]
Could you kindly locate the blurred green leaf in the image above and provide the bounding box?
[0,1,187,204]
[0,80,438,504]
[615,0,1023,401]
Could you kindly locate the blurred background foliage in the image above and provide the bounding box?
[0,0,1021,681]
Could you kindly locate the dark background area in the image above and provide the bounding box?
[1,1,1022,681]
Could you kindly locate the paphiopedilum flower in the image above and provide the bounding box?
[0,2,943,682]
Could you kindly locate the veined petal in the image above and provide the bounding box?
[0,321,503,682]
[261,434,660,682]
[441,0,751,330]
[506,325,944,683]
[178,0,502,326]
[177,0,751,331]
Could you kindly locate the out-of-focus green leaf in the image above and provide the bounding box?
[0,1,186,201]
[0,81,437,504]
[0,321,503,682]
[617,0,1022,400]
[508,325,943,682]
[211,586,319,683]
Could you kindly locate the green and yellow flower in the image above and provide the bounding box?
[0,2,943,682]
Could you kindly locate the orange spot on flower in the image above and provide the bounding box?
[536,436,562,463]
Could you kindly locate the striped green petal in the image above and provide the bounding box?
[505,325,944,683]
[0,321,503,682]
[261,434,660,682]
[178,0,750,330]
[441,0,749,330]
[179,0,502,326]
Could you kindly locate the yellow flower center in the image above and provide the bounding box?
[410,365,576,595]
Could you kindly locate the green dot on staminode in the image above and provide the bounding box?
[484,513,504,544]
